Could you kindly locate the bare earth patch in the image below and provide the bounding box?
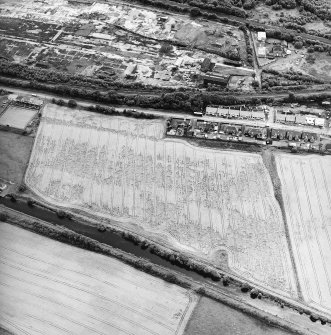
[276,153,331,316]
[0,222,197,335]
[25,104,298,299]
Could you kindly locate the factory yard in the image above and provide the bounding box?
[0,221,197,335]
[25,104,298,299]
[0,0,249,89]
[276,154,331,316]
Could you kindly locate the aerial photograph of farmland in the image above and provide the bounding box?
[0,0,331,334]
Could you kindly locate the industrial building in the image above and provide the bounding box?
[202,73,228,86]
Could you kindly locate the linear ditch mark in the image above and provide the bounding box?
[261,151,303,300]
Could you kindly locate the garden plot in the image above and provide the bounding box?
[276,154,331,315]
[25,105,297,298]
[0,105,37,130]
[0,222,197,335]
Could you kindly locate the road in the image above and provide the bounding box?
[2,84,331,137]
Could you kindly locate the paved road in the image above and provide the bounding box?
[2,84,331,138]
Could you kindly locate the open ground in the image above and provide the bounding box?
[276,153,331,316]
[184,296,296,335]
[0,131,33,185]
[25,104,298,299]
[0,105,37,129]
[0,221,197,335]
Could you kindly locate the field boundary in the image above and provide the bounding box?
[261,148,303,301]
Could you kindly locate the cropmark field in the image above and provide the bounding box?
[25,104,297,299]
[276,154,331,315]
[0,221,197,335]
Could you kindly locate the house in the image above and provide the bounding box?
[217,107,230,117]
[295,115,306,124]
[286,130,302,141]
[276,111,286,122]
[175,57,183,67]
[302,131,318,142]
[228,107,240,118]
[205,106,218,116]
[240,110,252,119]
[314,118,325,127]
[124,63,137,76]
[257,46,266,58]
[257,31,266,42]
[286,114,296,123]
[266,38,281,45]
[272,44,283,54]
[305,116,315,125]
[271,129,287,140]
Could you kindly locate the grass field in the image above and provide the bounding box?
[25,104,298,298]
[276,154,331,315]
[0,131,33,184]
[0,105,37,130]
[184,297,295,335]
[0,221,197,335]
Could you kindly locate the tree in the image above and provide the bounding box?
[288,91,295,102]
[19,184,26,192]
[250,288,259,299]
[294,41,303,49]
[0,212,8,222]
[252,80,259,88]
[68,99,77,108]
[159,43,173,55]
[190,7,201,17]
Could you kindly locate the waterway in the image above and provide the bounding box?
[0,197,208,283]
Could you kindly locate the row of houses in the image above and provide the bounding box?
[167,117,319,144]
[271,128,318,142]
[206,105,266,120]
[276,111,325,127]
[166,118,267,140]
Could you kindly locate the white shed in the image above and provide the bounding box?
[257,32,266,42]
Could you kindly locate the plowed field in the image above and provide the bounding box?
[0,222,197,335]
[276,154,331,315]
[25,104,297,298]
